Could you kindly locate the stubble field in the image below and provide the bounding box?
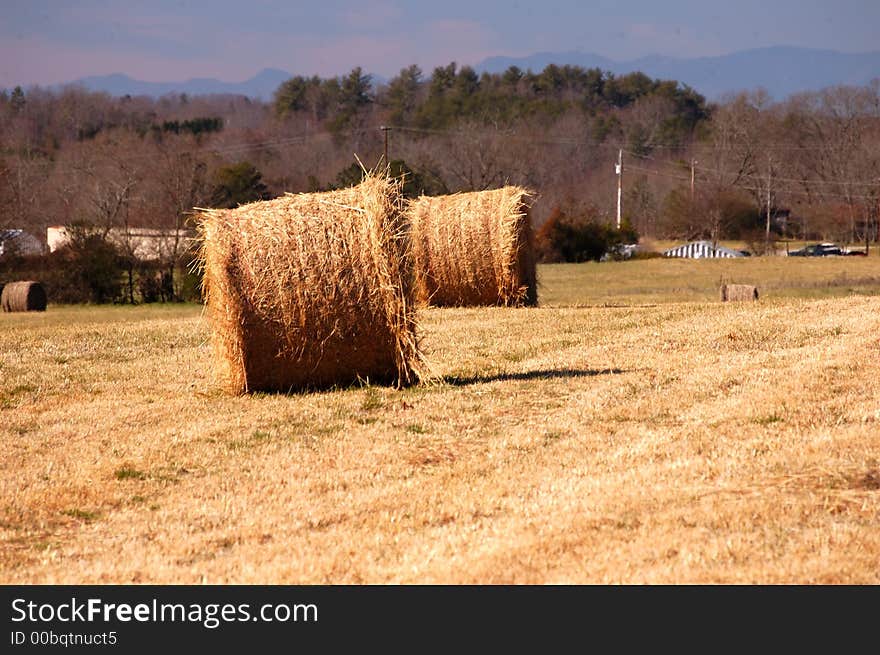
[2,256,879,583]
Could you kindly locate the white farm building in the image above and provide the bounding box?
[663,240,746,259]
[47,226,193,262]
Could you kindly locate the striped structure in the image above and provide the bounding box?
[663,240,745,259]
[0,229,42,257]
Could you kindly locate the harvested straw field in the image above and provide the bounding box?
[2,255,880,583]
[407,187,537,307]
[721,283,759,302]
[1,281,47,313]
[198,174,424,393]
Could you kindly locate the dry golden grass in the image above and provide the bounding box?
[1,258,879,583]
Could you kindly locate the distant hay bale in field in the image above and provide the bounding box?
[197,173,425,394]
[406,187,537,307]
[720,283,759,302]
[1,281,47,312]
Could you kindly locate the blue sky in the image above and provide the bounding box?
[2,0,878,86]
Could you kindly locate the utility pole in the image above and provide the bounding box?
[379,125,391,166]
[615,149,622,229]
[690,158,697,200]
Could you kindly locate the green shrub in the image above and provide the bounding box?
[536,205,639,263]
[177,264,203,303]
[61,233,125,303]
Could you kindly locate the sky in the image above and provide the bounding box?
[1,0,879,87]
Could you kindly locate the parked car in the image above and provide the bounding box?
[788,243,842,257]
[600,243,640,261]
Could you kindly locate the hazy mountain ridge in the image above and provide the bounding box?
[476,46,880,99]
[45,46,880,100]
[60,68,293,100]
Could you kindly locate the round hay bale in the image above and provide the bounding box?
[407,187,537,307]
[720,283,759,302]
[198,173,425,394]
[1,281,47,312]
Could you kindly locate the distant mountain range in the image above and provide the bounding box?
[50,46,880,101]
[58,68,293,100]
[476,47,880,99]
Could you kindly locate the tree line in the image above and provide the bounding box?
[1,63,878,300]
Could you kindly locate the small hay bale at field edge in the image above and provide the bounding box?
[407,187,537,307]
[1,280,47,312]
[198,174,425,394]
[721,283,759,302]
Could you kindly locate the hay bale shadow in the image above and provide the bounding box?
[443,367,626,386]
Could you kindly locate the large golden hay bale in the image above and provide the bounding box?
[406,187,537,307]
[198,174,425,394]
[720,283,759,302]
[1,281,47,312]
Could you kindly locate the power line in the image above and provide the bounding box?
[23,133,326,175]
[624,150,880,188]
[624,164,690,182]
[738,172,880,188]
[388,124,610,148]
[691,162,880,189]
[624,163,878,200]
[621,149,662,162]
[390,124,877,151]
[734,184,879,201]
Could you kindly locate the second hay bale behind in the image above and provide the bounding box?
[198,174,425,394]
[407,187,537,307]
